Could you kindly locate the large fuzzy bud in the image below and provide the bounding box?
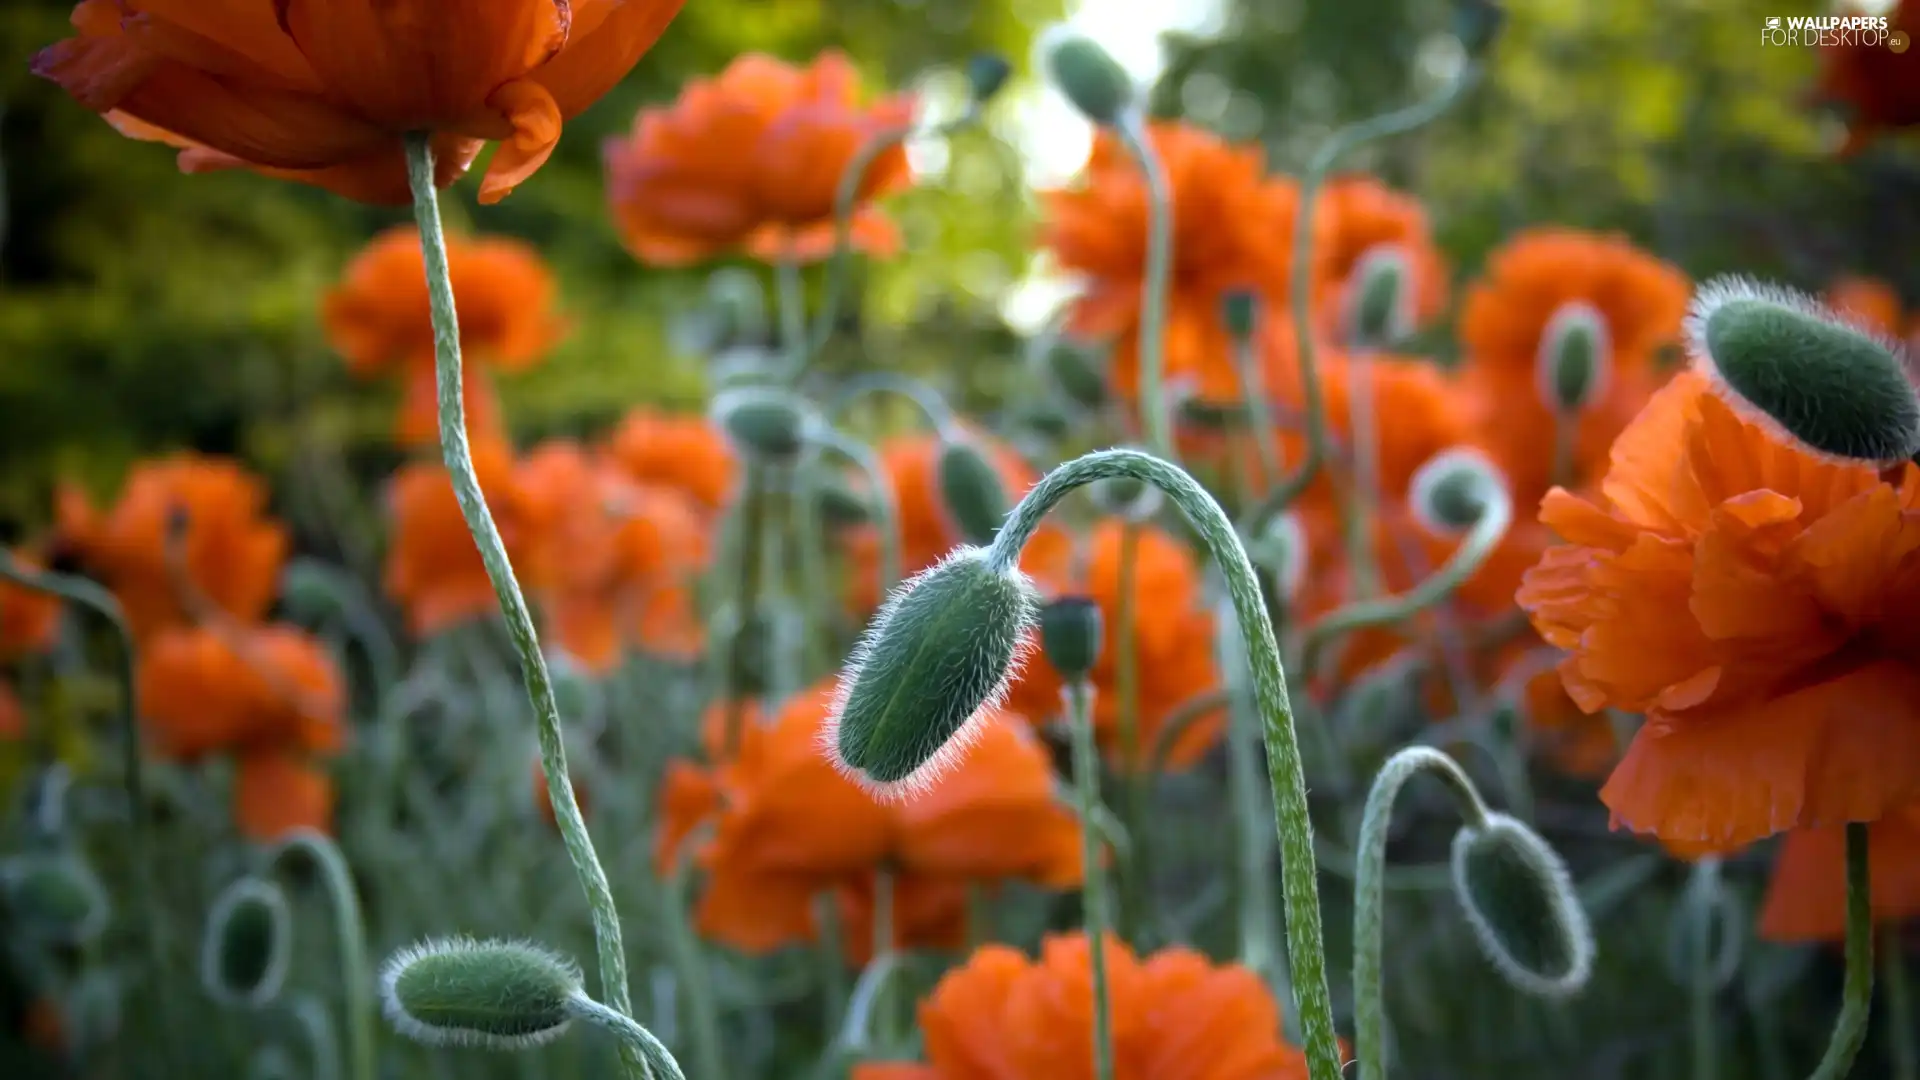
[380,937,582,1051]
[1449,813,1595,998]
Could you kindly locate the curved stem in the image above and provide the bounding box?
[566,995,688,1080]
[1114,522,1147,939]
[1809,822,1875,1080]
[272,831,374,1080]
[1353,747,1491,1080]
[816,426,903,597]
[1148,687,1229,774]
[404,133,645,1080]
[827,372,958,439]
[1115,114,1176,462]
[1224,623,1283,1004]
[1065,681,1115,1080]
[1298,488,1512,680]
[663,852,726,1080]
[838,950,905,1055]
[0,553,178,1072]
[983,448,1341,1080]
[1250,64,1481,530]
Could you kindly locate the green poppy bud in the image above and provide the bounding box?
[1410,448,1504,536]
[1536,301,1609,413]
[812,470,873,529]
[1456,0,1506,58]
[1039,596,1103,682]
[380,937,582,1051]
[1450,813,1595,998]
[966,52,1014,105]
[1345,245,1415,350]
[827,547,1039,797]
[937,436,1011,546]
[712,385,811,463]
[1041,336,1109,410]
[1040,29,1135,127]
[1011,397,1077,442]
[1687,277,1920,463]
[201,878,291,1008]
[1221,288,1261,342]
[2,853,109,946]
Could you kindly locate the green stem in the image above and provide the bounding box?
[983,448,1341,1080]
[1298,482,1512,680]
[1342,350,1382,599]
[815,426,903,597]
[777,258,808,359]
[723,465,766,756]
[403,133,646,1080]
[1114,521,1145,940]
[1249,63,1481,531]
[1231,332,1285,491]
[273,831,374,1080]
[0,554,178,1074]
[815,892,849,1040]
[664,853,726,1080]
[1224,623,1284,1004]
[1887,925,1917,1080]
[1353,747,1491,1080]
[796,468,833,679]
[1809,822,1875,1080]
[1114,115,1176,463]
[1065,681,1116,1080]
[870,867,897,1044]
[1686,858,1723,1080]
[566,995,688,1080]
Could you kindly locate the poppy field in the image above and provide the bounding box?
[3,0,1920,1078]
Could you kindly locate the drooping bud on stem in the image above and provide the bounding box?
[1040,336,1111,410]
[1686,277,1920,463]
[1536,301,1610,414]
[1450,813,1596,998]
[1345,245,1414,350]
[201,877,292,1008]
[966,52,1014,105]
[1039,28,1136,127]
[380,937,582,1050]
[1455,0,1507,58]
[936,435,1011,545]
[2,853,109,946]
[1222,288,1261,342]
[825,547,1039,797]
[1039,596,1103,683]
[712,385,812,464]
[1409,447,1504,536]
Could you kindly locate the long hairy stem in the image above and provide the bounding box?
[1065,680,1116,1080]
[403,133,647,1080]
[1809,823,1875,1080]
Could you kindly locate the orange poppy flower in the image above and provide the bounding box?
[56,455,288,641]
[233,747,334,841]
[605,408,738,517]
[32,0,687,205]
[325,225,565,448]
[604,51,915,266]
[384,440,548,637]
[137,623,344,761]
[658,683,1081,958]
[512,440,709,670]
[1044,122,1300,404]
[851,933,1313,1080]
[1457,228,1691,511]
[1758,802,1920,942]
[0,553,63,660]
[1309,174,1448,344]
[1006,521,1225,770]
[0,680,24,742]
[1518,370,1920,851]
[1812,0,1920,154]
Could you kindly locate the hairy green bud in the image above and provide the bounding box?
[712,385,810,463]
[1039,29,1135,126]
[1039,596,1103,682]
[1410,448,1504,536]
[1450,813,1595,998]
[826,547,1039,797]
[937,436,1011,545]
[201,877,291,1008]
[380,937,582,1051]
[2,853,109,946]
[1346,245,1415,350]
[966,52,1014,104]
[1688,277,1920,463]
[1536,301,1609,413]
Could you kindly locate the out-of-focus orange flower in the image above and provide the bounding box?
[658,683,1082,959]
[513,440,709,670]
[56,455,288,641]
[833,875,969,966]
[847,432,1071,611]
[21,996,65,1055]
[138,623,344,761]
[1044,122,1301,404]
[605,51,914,266]
[1310,174,1448,343]
[1518,370,1920,851]
[1813,0,1920,154]
[1825,274,1920,357]
[384,440,549,637]
[325,225,565,448]
[0,680,23,742]
[32,0,687,205]
[0,553,62,660]
[1758,802,1920,941]
[1457,228,1691,511]
[606,408,738,516]
[1007,521,1224,770]
[233,748,334,841]
[851,933,1314,1080]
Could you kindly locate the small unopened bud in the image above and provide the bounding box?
[674,267,769,356]
[1687,277,1920,463]
[826,547,1039,797]
[712,386,810,463]
[1041,337,1109,410]
[166,503,191,542]
[201,878,291,1008]
[1012,398,1076,441]
[1040,29,1135,126]
[1455,0,1506,58]
[966,52,1013,105]
[380,937,582,1051]
[937,436,1011,545]
[812,471,872,529]
[1221,288,1261,341]
[1536,301,1610,413]
[1,854,108,946]
[1248,511,1308,603]
[1039,596,1103,682]
[1346,245,1415,350]
[1410,448,1503,536]
[1450,813,1595,998]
